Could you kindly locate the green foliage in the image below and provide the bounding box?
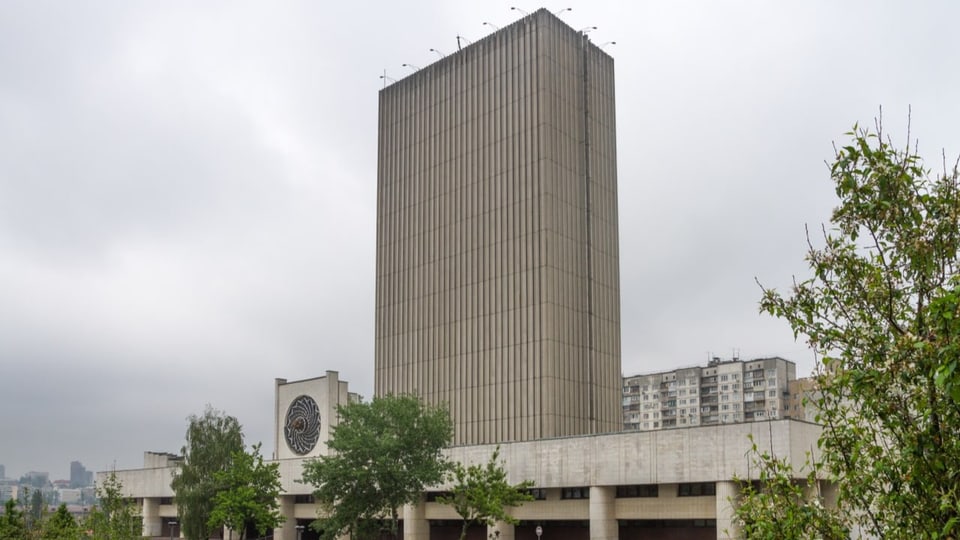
[758,118,960,538]
[207,443,285,540]
[28,490,44,528]
[171,405,244,540]
[0,498,27,539]
[85,472,142,540]
[43,504,80,540]
[301,394,453,540]
[732,436,847,540]
[438,446,534,540]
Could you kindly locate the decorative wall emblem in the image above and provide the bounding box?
[284,395,322,455]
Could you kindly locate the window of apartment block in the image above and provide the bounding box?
[720,374,728,381]
[721,384,729,391]
[293,494,316,504]
[562,487,590,499]
[678,483,716,497]
[768,390,776,397]
[756,411,765,418]
[527,489,548,500]
[616,484,659,498]
[732,383,740,390]
[768,379,777,387]
[766,368,776,377]
[732,374,739,380]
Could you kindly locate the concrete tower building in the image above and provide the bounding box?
[375,9,622,444]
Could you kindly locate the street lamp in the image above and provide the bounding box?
[296,524,305,540]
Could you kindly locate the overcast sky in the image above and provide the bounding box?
[1,1,958,481]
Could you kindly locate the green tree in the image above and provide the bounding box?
[438,446,534,540]
[0,498,27,539]
[301,394,453,540]
[171,406,244,540]
[207,443,285,540]
[43,504,80,540]
[756,118,960,538]
[27,489,44,531]
[85,472,141,540]
[732,436,847,540]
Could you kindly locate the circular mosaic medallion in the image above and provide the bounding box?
[284,395,322,455]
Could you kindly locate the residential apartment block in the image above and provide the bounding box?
[623,357,797,431]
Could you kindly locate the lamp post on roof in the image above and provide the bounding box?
[579,26,598,34]
[483,21,500,31]
[402,63,420,71]
[379,70,396,88]
[553,8,572,16]
[429,48,446,58]
[510,7,529,16]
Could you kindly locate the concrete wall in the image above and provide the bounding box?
[104,419,821,498]
[375,7,622,446]
[275,371,348,460]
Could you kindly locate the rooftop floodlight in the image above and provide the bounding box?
[379,71,396,88]
[600,41,617,48]
[429,48,446,58]
[456,35,473,51]
[553,7,572,16]
[402,63,421,71]
[483,21,500,31]
[579,26,598,34]
[510,7,529,16]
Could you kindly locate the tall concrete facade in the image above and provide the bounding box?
[375,8,622,445]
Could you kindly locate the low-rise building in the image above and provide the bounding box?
[103,370,827,540]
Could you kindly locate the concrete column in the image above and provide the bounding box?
[820,480,839,510]
[141,497,161,537]
[403,497,428,540]
[488,520,515,540]
[715,481,740,540]
[589,486,617,540]
[275,495,296,540]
